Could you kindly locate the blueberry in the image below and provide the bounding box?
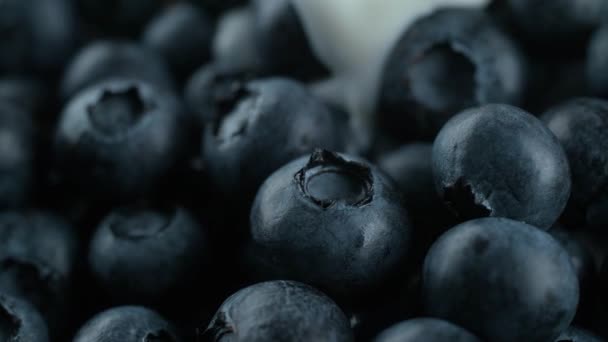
[505,0,608,42]
[0,0,78,75]
[75,0,163,37]
[248,149,411,297]
[550,227,598,324]
[212,7,262,72]
[61,41,174,101]
[524,60,589,114]
[73,306,181,342]
[0,294,49,342]
[556,326,605,342]
[597,259,608,321]
[587,25,608,97]
[432,104,570,229]
[374,318,481,342]
[0,211,79,337]
[377,143,456,250]
[423,218,579,342]
[378,8,525,141]
[54,79,188,200]
[542,98,608,227]
[0,78,48,115]
[202,280,353,342]
[142,3,214,82]
[202,79,347,201]
[184,63,258,126]
[252,0,328,81]
[0,101,34,209]
[89,206,207,304]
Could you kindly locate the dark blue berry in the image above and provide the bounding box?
[432,104,570,229]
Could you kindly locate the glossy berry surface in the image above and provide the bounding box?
[423,218,579,342]
[55,79,187,200]
[89,206,207,303]
[203,281,353,342]
[73,306,180,342]
[374,318,481,342]
[432,104,571,229]
[249,149,411,297]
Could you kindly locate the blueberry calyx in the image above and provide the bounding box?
[443,178,492,219]
[87,86,152,137]
[0,257,59,294]
[108,209,172,240]
[144,329,176,342]
[0,301,20,341]
[202,311,235,341]
[296,149,373,209]
[212,82,254,144]
[409,42,477,112]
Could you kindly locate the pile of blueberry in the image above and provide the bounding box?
[3,0,608,341]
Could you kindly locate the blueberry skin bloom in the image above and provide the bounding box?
[0,101,33,209]
[55,80,187,200]
[423,218,579,342]
[432,104,571,229]
[588,26,608,97]
[0,294,49,342]
[61,41,174,100]
[142,3,214,81]
[374,318,481,342]
[542,98,608,227]
[249,150,411,297]
[378,8,525,141]
[0,211,78,336]
[556,326,605,342]
[73,306,181,342]
[89,207,207,303]
[203,281,353,342]
[203,78,347,199]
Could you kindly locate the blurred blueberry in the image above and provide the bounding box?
[143,3,214,82]
[378,8,525,141]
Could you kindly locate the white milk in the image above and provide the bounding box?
[291,0,491,149]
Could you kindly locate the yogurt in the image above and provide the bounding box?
[291,0,491,149]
